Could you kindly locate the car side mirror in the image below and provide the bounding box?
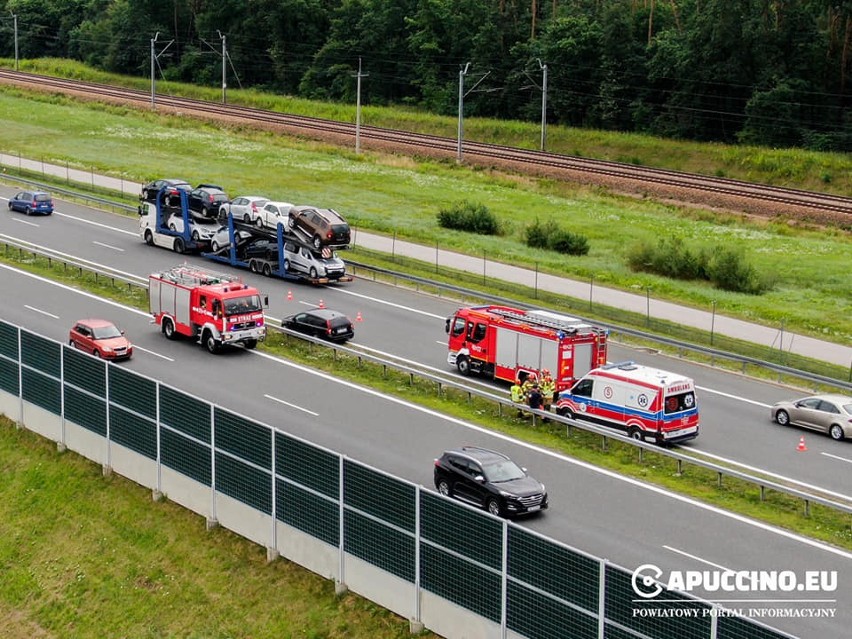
[120,330,126,335]
[445,318,451,334]
[474,475,485,483]
[263,295,269,307]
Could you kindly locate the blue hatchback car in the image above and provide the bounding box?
[8,190,54,215]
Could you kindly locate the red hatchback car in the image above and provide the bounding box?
[68,319,133,360]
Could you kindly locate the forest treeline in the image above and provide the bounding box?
[1,0,850,151]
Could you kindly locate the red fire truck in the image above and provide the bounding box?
[149,265,267,354]
[445,305,608,391]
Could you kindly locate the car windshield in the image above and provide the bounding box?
[92,325,122,339]
[483,460,525,482]
[224,295,262,315]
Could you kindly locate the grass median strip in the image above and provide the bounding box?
[1,245,850,552]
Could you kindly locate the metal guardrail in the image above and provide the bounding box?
[347,260,852,392]
[1,234,849,518]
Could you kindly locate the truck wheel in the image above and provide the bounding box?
[244,339,258,350]
[249,259,259,273]
[173,237,185,254]
[628,427,644,441]
[204,331,221,354]
[144,230,154,246]
[262,263,272,277]
[162,318,178,340]
[456,356,471,376]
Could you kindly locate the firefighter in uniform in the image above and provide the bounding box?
[540,370,555,414]
[521,374,536,403]
[510,379,525,417]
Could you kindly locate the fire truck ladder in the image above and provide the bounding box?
[489,308,597,334]
[159,264,243,287]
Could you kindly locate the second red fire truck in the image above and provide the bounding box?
[445,305,608,391]
[149,265,267,354]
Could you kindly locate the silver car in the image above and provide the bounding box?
[771,394,852,441]
[210,226,253,252]
[218,196,268,224]
[282,240,345,280]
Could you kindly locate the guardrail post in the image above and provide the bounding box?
[717,471,722,488]
[804,499,810,517]
[760,485,765,502]
[676,459,683,476]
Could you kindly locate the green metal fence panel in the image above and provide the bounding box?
[421,543,502,623]
[0,356,19,395]
[343,509,415,582]
[343,460,415,532]
[21,330,59,376]
[159,385,210,443]
[604,564,711,639]
[275,432,338,498]
[109,405,156,459]
[718,616,796,639]
[214,408,271,470]
[63,347,106,396]
[21,368,60,414]
[161,428,211,486]
[420,491,503,571]
[507,580,599,639]
[276,479,338,546]
[0,321,18,359]
[508,527,599,613]
[109,366,156,419]
[215,452,272,514]
[64,386,106,436]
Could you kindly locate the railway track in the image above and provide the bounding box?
[2,69,851,222]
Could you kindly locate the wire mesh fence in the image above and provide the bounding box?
[0,318,800,639]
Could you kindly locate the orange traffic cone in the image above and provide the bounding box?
[318,299,325,309]
[796,436,808,452]
[356,311,363,322]
[287,290,293,301]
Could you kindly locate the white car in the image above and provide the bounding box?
[256,201,294,229]
[282,240,346,280]
[167,213,218,242]
[210,226,253,252]
[218,196,268,224]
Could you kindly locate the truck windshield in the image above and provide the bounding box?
[224,295,262,315]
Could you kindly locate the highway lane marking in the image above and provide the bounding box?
[822,452,852,465]
[93,241,125,252]
[689,449,852,503]
[54,211,138,236]
[12,218,40,227]
[247,349,852,561]
[695,385,770,408]
[263,394,318,416]
[0,263,150,317]
[663,545,733,572]
[24,305,59,319]
[132,345,173,361]
[0,233,146,284]
[333,288,446,319]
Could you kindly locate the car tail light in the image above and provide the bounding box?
[326,230,333,239]
[326,321,333,336]
[251,203,258,212]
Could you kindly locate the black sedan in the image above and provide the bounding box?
[281,309,354,344]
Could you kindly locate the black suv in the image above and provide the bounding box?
[188,184,229,217]
[433,447,548,517]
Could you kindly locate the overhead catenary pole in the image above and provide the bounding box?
[353,57,369,153]
[538,58,548,151]
[12,13,18,72]
[219,30,227,104]
[457,63,470,163]
[150,33,174,109]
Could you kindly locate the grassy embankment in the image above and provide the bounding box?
[0,415,438,639]
[0,73,849,358]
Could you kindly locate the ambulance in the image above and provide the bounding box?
[554,361,699,444]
